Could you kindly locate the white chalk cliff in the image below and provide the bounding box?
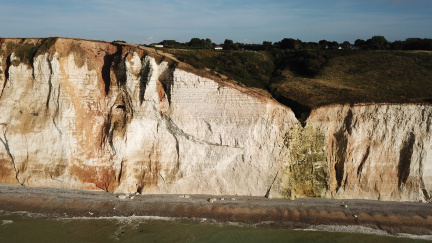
[0,38,430,202]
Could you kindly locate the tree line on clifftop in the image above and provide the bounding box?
[142,36,432,51]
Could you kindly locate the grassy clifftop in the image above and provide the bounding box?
[271,50,432,107]
[167,48,432,120]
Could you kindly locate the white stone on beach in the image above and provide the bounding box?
[208,198,217,203]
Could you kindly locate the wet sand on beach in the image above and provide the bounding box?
[0,184,431,239]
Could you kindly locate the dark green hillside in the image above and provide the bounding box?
[272,50,432,108]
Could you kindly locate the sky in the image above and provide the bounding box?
[1,0,431,45]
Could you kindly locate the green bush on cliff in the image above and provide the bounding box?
[7,42,39,65]
[36,37,58,56]
[1,38,57,66]
[282,125,328,199]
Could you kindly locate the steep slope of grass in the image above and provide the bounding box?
[270,50,432,110]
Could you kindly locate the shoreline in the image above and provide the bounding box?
[1,184,431,239]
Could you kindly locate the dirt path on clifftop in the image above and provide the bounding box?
[0,184,431,239]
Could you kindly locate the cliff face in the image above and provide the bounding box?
[285,104,432,202]
[0,38,431,202]
[0,38,296,197]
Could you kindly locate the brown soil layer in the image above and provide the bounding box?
[1,184,431,237]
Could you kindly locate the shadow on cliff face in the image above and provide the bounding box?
[333,128,348,192]
[139,59,151,104]
[158,63,176,105]
[102,44,123,95]
[398,133,415,189]
[272,95,311,126]
[4,55,11,85]
[328,109,353,193]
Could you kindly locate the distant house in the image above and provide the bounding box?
[152,44,164,48]
[322,44,360,50]
[330,45,343,50]
[214,46,223,50]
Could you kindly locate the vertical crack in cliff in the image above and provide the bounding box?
[117,160,124,183]
[418,133,431,201]
[422,188,431,202]
[158,63,175,105]
[398,133,415,189]
[163,117,180,170]
[100,100,111,152]
[107,128,116,156]
[121,86,134,119]
[344,109,353,135]
[272,95,311,127]
[333,109,352,192]
[139,57,151,104]
[334,130,348,192]
[357,146,370,180]
[106,88,133,157]
[1,55,11,97]
[52,84,62,135]
[265,171,279,198]
[102,44,123,95]
[45,55,53,108]
[113,54,128,87]
[0,131,22,185]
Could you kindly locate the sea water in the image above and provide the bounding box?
[0,213,429,243]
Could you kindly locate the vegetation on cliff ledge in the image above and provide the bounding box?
[0,38,58,65]
[282,125,328,199]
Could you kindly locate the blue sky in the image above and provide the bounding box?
[1,0,431,44]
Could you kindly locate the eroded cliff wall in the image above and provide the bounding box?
[0,38,296,197]
[0,38,431,201]
[283,105,432,202]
